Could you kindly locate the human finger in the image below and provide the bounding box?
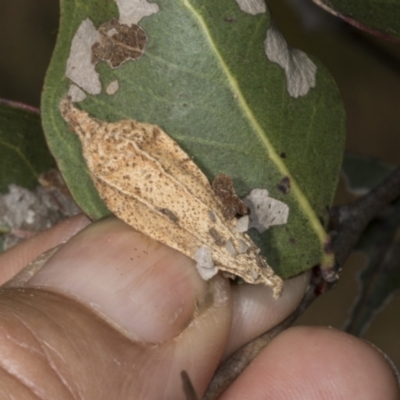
[224,271,310,358]
[0,213,90,285]
[220,326,399,399]
[0,218,232,399]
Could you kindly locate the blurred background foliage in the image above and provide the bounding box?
[0,0,399,370]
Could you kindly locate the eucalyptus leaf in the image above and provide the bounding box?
[342,152,395,195]
[342,154,400,336]
[0,100,55,193]
[313,0,400,39]
[41,0,345,278]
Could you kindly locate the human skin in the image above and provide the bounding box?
[0,216,398,399]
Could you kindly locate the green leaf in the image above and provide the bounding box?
[342,154,400,336]
[342,152,395,195]
[41,0,345,278]
[313,0,400,39]
[0,100,56,193]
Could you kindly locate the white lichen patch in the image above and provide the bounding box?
[0,182,80,251]
[264,25,317,98]
[225,240,237,257]
[106,80,120,95]
[25,209,35,225]
[194,247,218,280]
[59,98,283,298]
[237,239,249,254]
[67,84,87,102]
[64,0,157,101]
[66,19,101,96]
[236,215,250,233]
[244,188,289,233]
[115,0,160,26]
[235,0,266,15]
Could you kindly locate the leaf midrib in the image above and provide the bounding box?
[183,0,331,264]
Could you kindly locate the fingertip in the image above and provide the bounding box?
[221,326,400,399]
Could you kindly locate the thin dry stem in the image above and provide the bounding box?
[332,166,400,268]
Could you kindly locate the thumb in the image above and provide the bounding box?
[0,218,232,399]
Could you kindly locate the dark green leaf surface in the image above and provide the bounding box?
[0,100,55,193]
[41,0,345,278]
[319,0,400,39]
[342,152,395,194]
[342,154,400,336]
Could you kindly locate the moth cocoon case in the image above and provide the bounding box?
[60,98,283,298]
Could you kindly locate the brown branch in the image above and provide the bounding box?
[343,239,400,336]
[331,166,400,269]
[0,98,40,114]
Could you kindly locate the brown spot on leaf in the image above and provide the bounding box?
[277,176,291,195]
[208,227,225,246]
[158,208,179,224]
[212,174,248,220]
[223,16,236,23]
[92,18,147,68]
[208,210,216,222]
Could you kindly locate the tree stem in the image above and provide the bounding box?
[332,166,400,268]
